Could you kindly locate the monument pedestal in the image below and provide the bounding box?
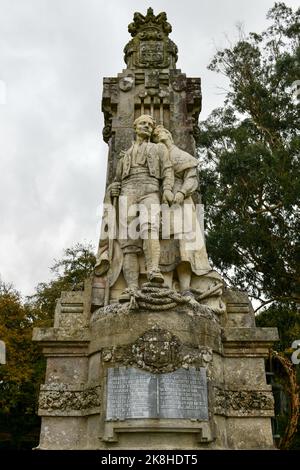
[33,285,278,450]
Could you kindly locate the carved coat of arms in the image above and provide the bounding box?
[139,41,164,66]
[132,328,180,372]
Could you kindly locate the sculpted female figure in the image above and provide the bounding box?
[152,125,212,293]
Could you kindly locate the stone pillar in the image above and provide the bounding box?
[101,7,200,188]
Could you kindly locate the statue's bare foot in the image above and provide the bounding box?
[148,269,164,284]
[181,289,194,297]
[181,290,200,308]
[119,287,138,303]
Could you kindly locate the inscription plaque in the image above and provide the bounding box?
[106,367,208,420]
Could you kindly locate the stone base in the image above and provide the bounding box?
[33,286,278,450]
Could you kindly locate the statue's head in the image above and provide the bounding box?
[134,114,156,138]
[152,125,173,144]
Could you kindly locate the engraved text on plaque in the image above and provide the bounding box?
[106,367,208,420]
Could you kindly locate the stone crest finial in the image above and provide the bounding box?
[128,8,172,38]
[124,8,177,69]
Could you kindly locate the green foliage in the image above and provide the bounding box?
[198,2,300,305]
[199,6,300,447]
[256,303,300,351]
[27,242,96,326]
[0,282,43,448]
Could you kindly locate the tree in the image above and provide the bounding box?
[197,4,300,448]
[27,242,96,325]
[197,2,300,307]
[256,303,300,351]
[256,303,300,449]
[0,281,43,449]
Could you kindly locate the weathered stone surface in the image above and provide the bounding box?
[32,327,90,343]
[102,424,213,449]
[226,418,274,449]
[214,388,274,416]
[39,384,101,416]
[90,304,222,355]
[38,416,87,450]
[130,327,181,371]
[223,290,253,325]
[223,357,270,390]
[223,327,279,358]
[45,356,88,384]
[223,327,279,342]
[100,325,213,373]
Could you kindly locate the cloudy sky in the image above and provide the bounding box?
[0,0,298,297]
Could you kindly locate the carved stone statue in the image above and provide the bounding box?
[95,119,224,313]
[108,114,174,300]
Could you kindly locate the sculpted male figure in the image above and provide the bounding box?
[110,115,174,299]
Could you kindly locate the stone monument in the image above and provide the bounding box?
[33,8,278,450]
